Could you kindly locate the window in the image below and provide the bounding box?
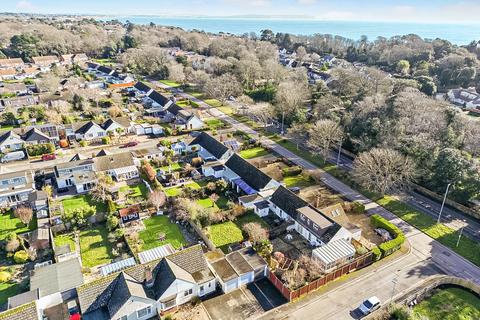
[117,316,127,320]
[200,285,204,291]
[184,288,193,296]
[136,306,152,318]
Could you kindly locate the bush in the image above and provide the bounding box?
[371,246,382,261]
[107,199,116,214]
[0,271,11,283]
[106,214,119,231]
[282,166,303,177]
[351,201,365,214]
[390,305,411,320]
[102,136,111,145]
[79,140,88,147]
[26,143,55,157]
[13,250,29,264]
[371,214,405,258]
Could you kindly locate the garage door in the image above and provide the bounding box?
[239,273,251,286]
[225,279,238,292]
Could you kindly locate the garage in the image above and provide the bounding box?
[225,279,238,293]
[239,273,251,286]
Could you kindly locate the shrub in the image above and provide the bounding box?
[390,305,411,320]
[371,214,405,258]
[106,214,119,231]
[79,140,88,147]
[26,143,55,156]
[351,201,366,214]
[282,166,303,177]
[102,136,111,145]
[371,246,382,261]
[0,271,11,283]
[107,199,116,214]
[13,250,29,264]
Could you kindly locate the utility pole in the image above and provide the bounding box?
[281,111,285,136]
[336,139,342,167]
[456,227,464,247]
[438,182,452,224]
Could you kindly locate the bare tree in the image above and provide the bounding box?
[14,207,33,225]
[242,222,269,243]
[148,190,166,212]
[209,193,219,207]
[90,173,114,202]
[287,122,309,150]
[274,80,309,119]
[353,148,416,195]
[307,119,343,163]
[204,74,242,105]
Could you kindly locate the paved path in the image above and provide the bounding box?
[156,82,480,318]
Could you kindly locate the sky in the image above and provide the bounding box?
[3,0,480,23]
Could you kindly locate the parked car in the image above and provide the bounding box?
[289,187,301,194]
[189,131,201,137]
[121,141,138,148]
[41,154,56,161]
[374,228,392,241]
[359,296,381,315]
[1,150,26,163]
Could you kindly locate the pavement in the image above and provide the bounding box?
[156,82,480,319]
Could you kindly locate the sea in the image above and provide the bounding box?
[108,16,480,45]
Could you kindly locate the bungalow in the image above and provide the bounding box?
[60,53,88,65]
[19,67,41,79]
[447,88,480,110]
[133,123,163,136]
[209,248,267,293]
[312,238,356,272]
[223,154,280,195]
[102,117,133,135]
[0,68,16,81]
[148,90,173,109]
[0,130,25,153]
[134,81,154,96]
[0,170,35,207]
[131,148,164,162]
[1,95,39,110]
[30,258,84,311]
[94,152,139,181]
[171,141,187,155]
[165,104,204,131]
[189,132,233,162]
[55,158,96,193]
[73,121,107,141]
[269,186,352,246]
[77,245,216,319]
[0,82,29,95]
[0,57,24,69]
[32,55,60,67]
[22,128,53,145]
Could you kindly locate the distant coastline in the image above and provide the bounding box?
[101,16,480,45]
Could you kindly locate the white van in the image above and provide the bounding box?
[1,150,26,163]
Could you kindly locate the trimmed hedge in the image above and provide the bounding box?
[26,143,55,157]
[282,166,303,177]
[371,214,405,258]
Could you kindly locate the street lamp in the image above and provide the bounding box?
[456,226,464,247]
[336,139,342,167]
[437,182,452,224]
[281,111,285,136]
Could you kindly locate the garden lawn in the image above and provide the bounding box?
[62,194,107,216]
[79,226,115,268]
[203,98,223,108]
[158,162,182,172]
[239,147,269,159]
[0,210,36,240]
[207,221,243,251]
[0,282,22,306]
[54,234,76,252]
[413,287,480,320]
[217,106,234,115]
[139,215,186,250]
[235,211,269,229]
[283,174,316,188]
[205,119,227,130]
[159,80,181,88]
[378,196,480,267]
[196,195,229,211]
[120,183,149,199]
[163,181,204,197]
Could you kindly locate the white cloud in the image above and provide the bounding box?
[298,0,316,5]
[16,0,34,11]
[318,10,355,20]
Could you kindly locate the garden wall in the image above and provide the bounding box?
[268,252,374,301]
[189,220,216,251]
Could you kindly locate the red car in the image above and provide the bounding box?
[122,141,138,148]
[41,154,56,161]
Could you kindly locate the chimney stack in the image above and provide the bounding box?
[144,265,154,288]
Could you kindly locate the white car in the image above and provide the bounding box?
[359,296,381,315]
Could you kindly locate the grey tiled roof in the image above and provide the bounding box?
[0,301,38,320]
[225,154,272,191]
[270,186,307,219]
[94,152,135,171]
[190,132,228,159]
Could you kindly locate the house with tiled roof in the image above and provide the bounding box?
[54,158,96,193]
[77,245,216,319]
[73,121,107,141]
[21,128,53,145]
[0,170,35,207]
[269,186,351,246]
[94,152,139,182]
[166,104,204,131]
[102,117,133,135]
[0,130,24,153]
[0,58,24,69]
[0,68,16,81]
[189,132,232,162]
[0,301,41,320]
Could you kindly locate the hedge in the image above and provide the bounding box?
[26,143,55,157]
[282,166,303,177]
[371,214,405,258]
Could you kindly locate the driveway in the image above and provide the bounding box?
[203,280,286,320]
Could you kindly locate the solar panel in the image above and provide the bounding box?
[232,178,256,195]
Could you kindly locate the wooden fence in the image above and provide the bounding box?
[268,252,374,301]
